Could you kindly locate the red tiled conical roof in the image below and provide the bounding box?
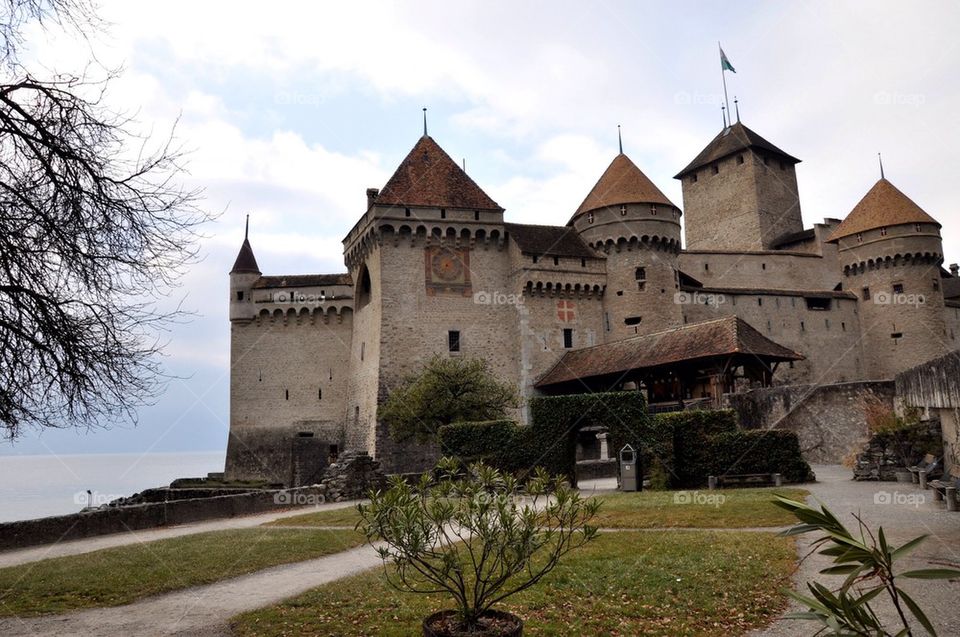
[573,153,676,219]
[373,136,502,211]
[828,178,940,242]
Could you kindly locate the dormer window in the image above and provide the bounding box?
[587,212,594,224]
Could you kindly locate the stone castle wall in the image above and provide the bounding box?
[681,291,865,385]
[726,381,895,463]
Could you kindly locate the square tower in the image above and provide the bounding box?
[676,122,803,251]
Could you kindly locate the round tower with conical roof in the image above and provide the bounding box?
[570,153,683,340]
[829,178,949,379]
[229,221,261,323]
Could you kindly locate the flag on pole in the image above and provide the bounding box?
[720,46,736,73]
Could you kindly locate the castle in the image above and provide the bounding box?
[225,120,960,484]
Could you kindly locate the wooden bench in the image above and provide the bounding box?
[908,454,940,488]
[929,467,960,512]
[709,473,783,489]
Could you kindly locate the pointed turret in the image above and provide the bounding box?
[832,177,947,379]
[570,153,677,223]
[570,152,683,341]
[230,217,261,274]
[828,178,940,242]
[229,219,261,322]
[372,135,502,211]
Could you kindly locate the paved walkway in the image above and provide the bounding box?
[0,500,361,569]
[750,464,960,637]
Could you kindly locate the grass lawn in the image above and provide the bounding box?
[266,488,809,530]
[589,487,808,529]
[0,527,363,617]
[265,505,363,528]
[231,530,796,636]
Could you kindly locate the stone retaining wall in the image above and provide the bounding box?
[0,485,329,552]
[725,381,895,464]
[0,452,390,552]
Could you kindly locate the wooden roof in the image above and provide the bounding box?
[573,153,676,218]
[675,122,800,178]
[373,136,502,211]
[535,316,803,388]
[828,178,940,242]
[505,223,600,259]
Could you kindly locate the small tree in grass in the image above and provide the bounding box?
[774,496,960,636]
[357,458,601,636]
[379,355,518,442]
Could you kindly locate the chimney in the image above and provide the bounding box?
[951,263,959,277]
[366,188,379,209]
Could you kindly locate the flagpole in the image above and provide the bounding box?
[719,42,731,127]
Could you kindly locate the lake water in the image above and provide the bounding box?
[0,451,225,523]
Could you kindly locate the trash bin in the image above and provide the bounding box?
[620,444,641,492]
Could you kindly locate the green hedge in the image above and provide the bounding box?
[438,420,515,463]
[438,403,813,488]
[690,430,815,484]
[655,410,738,487]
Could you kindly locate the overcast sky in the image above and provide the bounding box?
[5,0,959,458]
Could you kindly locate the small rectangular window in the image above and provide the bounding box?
[440,208,446,219]
[236,291,244,301]
[880,227,888,236]
[532,255,538,264]
[891,332,903,339]
[624,316,642,326]
[448,330,461,352]
[737,154,744,165]
[562,328,573,349]
[862,287,871,300]
[691,173,698,183]
[893,283,904,294]
[805,297,832,311]
[635,267,647,281]
[711,163,719,175]
[933,279,940,291]
[474,211,480,221]
[704,263,710,272]
[553,256,559,266]
[581,258,586,267]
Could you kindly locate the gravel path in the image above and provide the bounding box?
[0,501,361,569]
[750,464,960,637]
[0,543,382,636]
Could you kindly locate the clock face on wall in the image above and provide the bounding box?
[424,246,471,296]
[431,249,464,282]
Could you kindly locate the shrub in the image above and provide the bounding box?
[357,459,600,634]
[695,430,815,484]
[776,495,960,636]
[437,420,515,463]
[657,410,738,487]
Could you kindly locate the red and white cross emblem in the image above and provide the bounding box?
[556,300,576,322]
